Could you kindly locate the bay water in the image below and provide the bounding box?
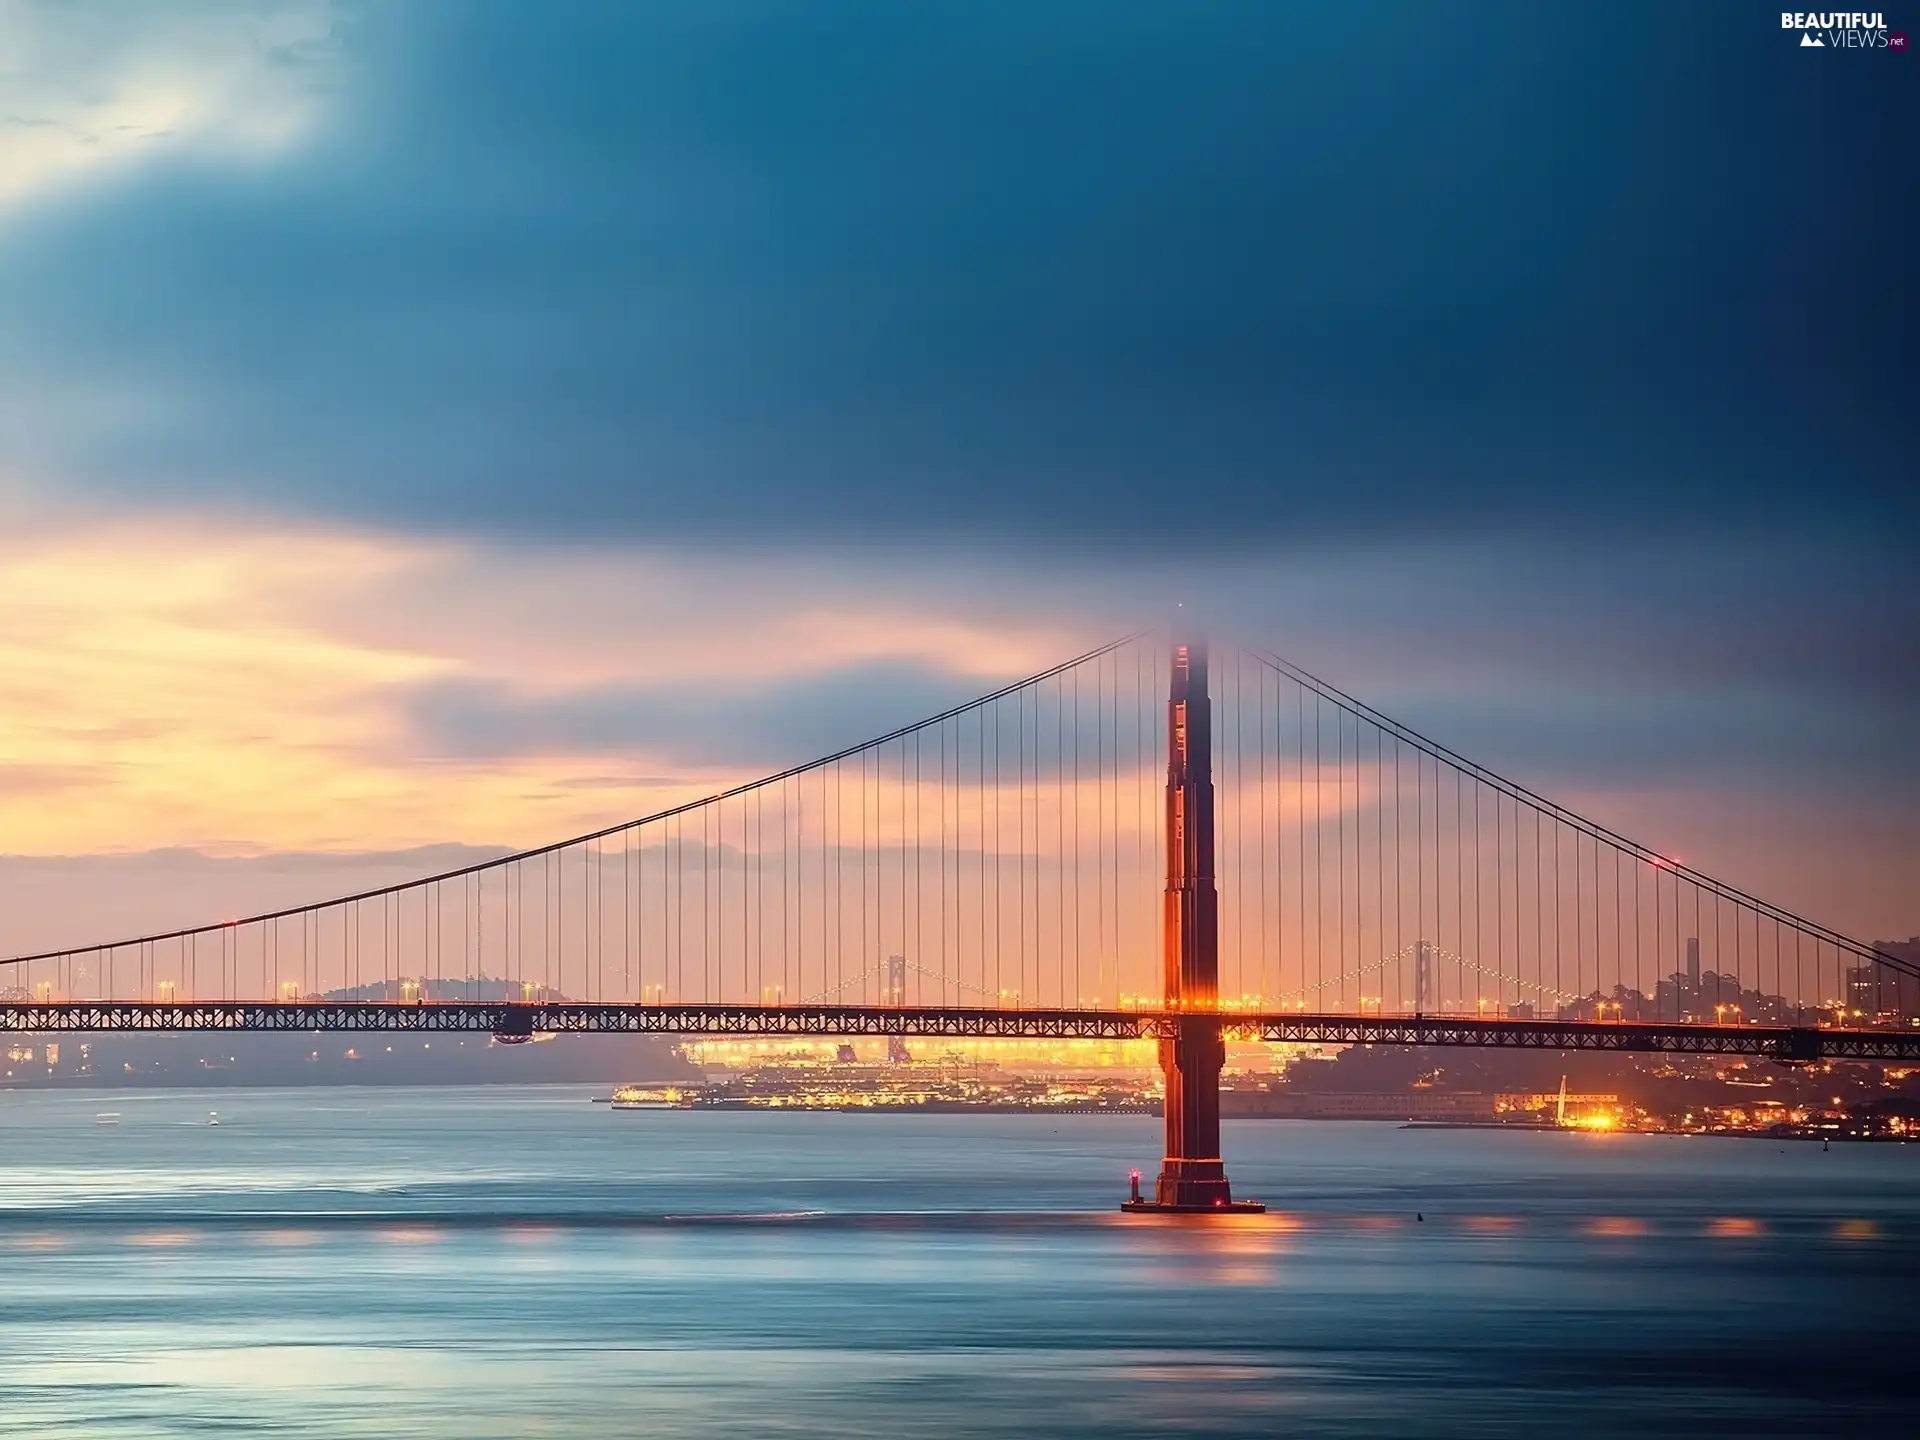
[0,1086,1912,1437]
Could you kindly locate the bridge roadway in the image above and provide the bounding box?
[4,1002,1918,1062]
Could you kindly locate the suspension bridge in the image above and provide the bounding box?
[5,632,1916,1208]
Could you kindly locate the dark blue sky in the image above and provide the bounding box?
[1,1,1911,546]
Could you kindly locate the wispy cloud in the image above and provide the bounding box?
[0,0,347,213]
[0,515,1079,854]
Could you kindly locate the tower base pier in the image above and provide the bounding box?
[1121,1154,1265,1214]
[1120,1022,1263,1214]
[1121,1202,1268,1215]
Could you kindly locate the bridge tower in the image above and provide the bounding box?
[1124,635,1263,1213]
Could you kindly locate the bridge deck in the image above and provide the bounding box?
[4,1003,1916,1061]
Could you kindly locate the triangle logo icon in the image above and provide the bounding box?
[1800,32,1824,45]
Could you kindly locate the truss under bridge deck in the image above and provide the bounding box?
[4,1001,1917,1062]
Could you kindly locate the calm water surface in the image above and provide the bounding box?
[0,1086,1913,1438]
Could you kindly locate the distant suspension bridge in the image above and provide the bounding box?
[5,631,1916,1205]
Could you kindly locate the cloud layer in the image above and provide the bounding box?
[0,3,1911,948]
[1,2,1910,546]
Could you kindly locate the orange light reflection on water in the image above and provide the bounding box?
[504,1223,561,1245]
[5,1232,68,1252]
[377,1225,444,1245]
[1460,1214,1520,1233]
[251,1228,325,1247]
[1586,1216,1648,1237]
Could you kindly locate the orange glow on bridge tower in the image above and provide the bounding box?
[1124,634,1263,1213]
